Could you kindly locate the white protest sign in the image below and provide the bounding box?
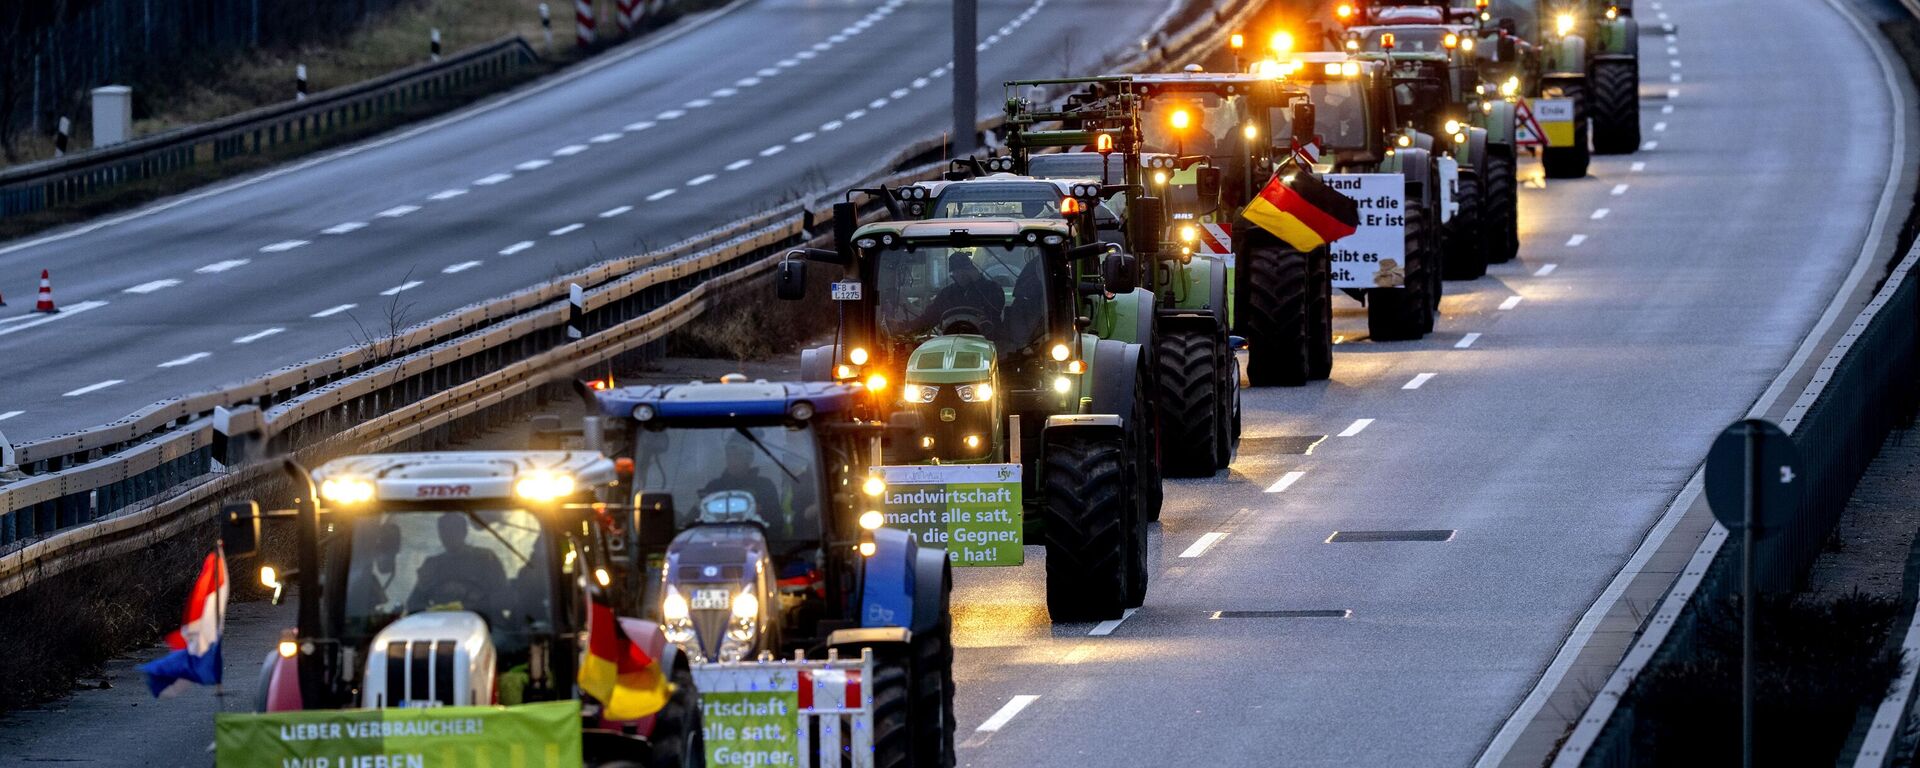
[1324,173,1407,289]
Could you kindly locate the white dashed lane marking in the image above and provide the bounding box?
[1631,161,1647,172]
[1566,234,1586,246]
[589,132,623,144]
[516,159,552,171]
[1265,470,1306,493]
[656,109,686,120]
[124,279,181,294]
[553,144,589,157]
[1089,608,1138,637]
[429,188,468,201]
[1179,532,1228,558]
[474,173,513,186]
[1610,184,1629,196]
[688,174,717,187]
[1654,122,1668,132]
[760,145,786,157]
[322,222,367,235]
[625,121,657,132]
[500,241,535,256]
[648,189,678,201]
[977,696,1039,733]
[601,205,635,217]
[63,380,123,397]
[1455,333,1481,349]
[157,352,211,368]
[1402,373,1436,390]
[376,205,420,218]
[233,327,285,344]
[381,281,423,296]
[1499,296,1524,310]
[725,159,753,171]
[1591,208,1610,220]
[1643,141,1660,150]
[1536,263,1559,276]
[791,132,816,143]
[197,260,249,273]
[443,261,482,274]
[0,411,22,422]
[311,304,357,318]
[260,239,309,252]
[1338,418,1374,437]
[550,223,585,236]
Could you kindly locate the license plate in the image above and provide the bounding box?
[691,588,730,611]
[831,281,862,301]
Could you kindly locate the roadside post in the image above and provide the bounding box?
[1704,418,1803,768]
[952,0,976,156]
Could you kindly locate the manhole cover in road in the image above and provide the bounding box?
[1210,610,1351,619]
[1326,529,1456,543]
[1238,435,1327,455]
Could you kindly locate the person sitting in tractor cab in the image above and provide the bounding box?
[408,514,511,614]
[909,252,1005,336]
[700,439,784,532]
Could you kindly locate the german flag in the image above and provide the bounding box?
[1239,164,1360,252]
[578,590,670,721]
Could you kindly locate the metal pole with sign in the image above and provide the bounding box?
[952,0,977,156]
[1704,418,1802,768]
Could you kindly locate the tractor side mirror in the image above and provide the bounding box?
[1128,196,1166,257]
[776,258,809,301]
[833,201,859,259]
[1292,103,1316,143]
[221,500,261,558]
[1102,251,1138,294]
[634,492,676,549]
[1195,167,1223,206]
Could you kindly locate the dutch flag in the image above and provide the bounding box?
[139,547,228,697]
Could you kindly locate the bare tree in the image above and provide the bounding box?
[0,2,65,162]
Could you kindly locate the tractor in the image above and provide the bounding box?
[218,452,702,767]
[590,378,957,768]
[1348,25,1521,275]
[1471,0,1640,177]
[776,212,1156,624]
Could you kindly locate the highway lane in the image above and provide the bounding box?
[0,0,1177,443]
[945,0,1911,765]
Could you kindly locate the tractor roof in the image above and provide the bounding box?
[312,451,616,503]
[596,380,857,422]
[1372,6,1447,23]
[903,174,1098,197]
[853,217,1072,240]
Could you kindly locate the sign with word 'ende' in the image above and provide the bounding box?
[214,700,582,768]
[1323,173,1407,290]
[873,464,1023,566]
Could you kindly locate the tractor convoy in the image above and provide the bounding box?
[200,2,1640,765]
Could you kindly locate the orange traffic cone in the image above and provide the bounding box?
[33,270,57,313]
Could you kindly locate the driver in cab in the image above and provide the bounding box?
[408,514,508,613]
[910,252,1004,335]
[701,439,784,529]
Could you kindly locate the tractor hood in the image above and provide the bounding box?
[663,523,771,661]
[905,335,996,385]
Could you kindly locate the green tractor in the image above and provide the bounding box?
[1280,52,1447,341]
[776,212,1156,623]
[1347,25,1520,276]
[1472,0,1639,177]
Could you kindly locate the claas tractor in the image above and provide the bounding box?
[1349,25,1522,276]
[1275,52,1447,340]
[218,452,702,767]
[590,378,957,768]
[775,212,1155,623]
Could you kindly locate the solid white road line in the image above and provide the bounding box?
[0,411,21,422]
[1536,263,1559,276]
[63,380,123,396]
[977,696,1039,732]
[381,281,422,296]
[1590,208,1610,220]
[516,159,552,171]
[1089,608,1139,637]
[1403,372,1436,390]
[601,205,635,217]
[1179,532,1228,558]
[157,352,210,368]
[760,145,786,157]
[233,327,285,344]
[648,189,678,201]
[322,221,367,234]
[550,223,585,236]
[500,241,535,256]
[0,300,108,337]
[1455,332,1482,349]
[1338,418,1375,437]
[1566,234,1587,246]
[124,279,181,294]
[260,239,309,252]
[197,259,249,273]
[473,173,512,186]
[1265,470,1306,493]
[442,261,482,273]
[553,144,589,156]
[687,174,717,187]
[311,304,357,318]
[725,159,753,171]
[375,205,420,218]
[1610,184,1629,196]
[428,188,468,201]
[1499,296,1525,310]
[589,132,623,143]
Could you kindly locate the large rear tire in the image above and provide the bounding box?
[1306,246,1333,380]
[910,573,956,768]
[1484,150,1519,264]
[1241,242,1311,387]
[1366,204,1434,341]
[1590,59,1641,154]
[1541,79,1591,179]
[645,661,704,768]
[1043,434,1130,622]
[1131,359,1163,522]
[1442,173,1487,280]
[868,651,913,768]
[1153,330,1223,476]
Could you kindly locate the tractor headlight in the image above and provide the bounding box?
[1605,5,1618,20]
[1341,61,1360,77]
[1153,170,1169,185]
[1500,77,1519,97]
[860,510,885,530]
[663,588,690,621]
[957,382,993,403]
[903,383,938,403]
[848,347,870,365]
[1179,224,1198,243]
[514,471,576,502]
[865,373,888,393]
[662,587,695,645]
[1444,119,1461,135]
[731,591,759,621]
[319,477,375,505]
[1555,13,1574,37]
[1053,376,1073,394]
[1396,134,1413,148]
[1050,343,1072,362]
[1461,37,1475,52]
[863,476,886,496]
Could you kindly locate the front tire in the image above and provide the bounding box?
[910,572,956,768]
[1366,203,1435,341]
[1307,246,1333,379]
[1541,79,1591,179]
[1241,242,1311,387]
[1590,59,1641,154]
[1443,173,1487,280]
[1154,330,1223,476]
[1043,434,1130,622]
[1483,150,1520,264]
[645,661,704,768]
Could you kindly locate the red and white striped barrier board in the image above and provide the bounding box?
[616,0,642,33]
[576,0,597,46]
[693,651,878,767]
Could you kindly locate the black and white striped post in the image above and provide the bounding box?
[568,283,586,339]
[53,117,70,157]
[295,64,309,101]
[430,28,442,62]
[540,4,555,51]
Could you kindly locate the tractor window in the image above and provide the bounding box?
[930,182,1063,219]
[875,242,1049,351]
[1028,153,1125,184]
[1485,0,1539,40]
[628,424,823,550]
[1363,28,1451,52]
[1295,79,1370,151]
[343,509,553,655]
[1140,92,1247,159]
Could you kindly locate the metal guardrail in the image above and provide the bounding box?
[0,37,540,220]
[0,0,1261,597]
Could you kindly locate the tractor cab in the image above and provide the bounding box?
[1276,53,1403,168]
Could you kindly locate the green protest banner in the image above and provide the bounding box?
[214,699,582,768]
[872,464,1023,566]
[701,689,802,766]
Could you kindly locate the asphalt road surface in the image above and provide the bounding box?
[0,0,1177,444]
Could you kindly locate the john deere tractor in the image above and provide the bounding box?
[1471,0,1637,176]
[1348,25,1520,277]
[776,211,1155,623]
